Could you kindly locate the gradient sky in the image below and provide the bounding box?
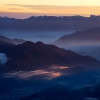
[0,0,100,19]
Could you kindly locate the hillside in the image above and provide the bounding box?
[54,27,100,47]
[0,35,26,44]
[0,41,99,71]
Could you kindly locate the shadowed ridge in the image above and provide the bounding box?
[0,41,99,71]
[18,41,45,47]
[20,83,100,100]
[0,41,15,46]
[19,41,35,46]
[1,15,100,31]
[0,35,12,41]
[0,35,26,44]
[36,41,45,45]
[20,85,74,100]
[53,27,100,47]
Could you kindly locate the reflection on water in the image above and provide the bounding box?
[0,53,8,65]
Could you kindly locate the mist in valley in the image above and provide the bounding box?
[0,53,8,65]
[64,45,100,61]
[1,65,100,100]
[1,0,100,99]
[1,29,100,61]
[0,30,75,43]
[0,29,100,100]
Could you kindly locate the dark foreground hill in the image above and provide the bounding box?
[54,27,100,47]
[20,83,100,100]
[0,35,26,44]
[0,41,99,72]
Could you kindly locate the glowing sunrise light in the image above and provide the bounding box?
[0,0,100,18]
[51,65,69,69]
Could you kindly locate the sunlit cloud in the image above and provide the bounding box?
[0,4,100,18]
[51,65,69,69]
[4,4,100,16]
[4,70,62,79]
[8,8,21,11]
[1,0,100,6]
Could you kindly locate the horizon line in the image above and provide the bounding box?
[0,14,100,19]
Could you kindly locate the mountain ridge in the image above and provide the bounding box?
[0,15,100,31]
[54,27,100,47]
[0,35,26,44]
[0,41,99,72]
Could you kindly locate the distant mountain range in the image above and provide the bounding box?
[0,35,26,44]
[54,27,100,47]
[0,15,100,31]
[0,41,99,72]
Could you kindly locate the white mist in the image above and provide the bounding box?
[0,53,8,65]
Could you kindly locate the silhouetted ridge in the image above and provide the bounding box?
[0,35,26,44]
[1,15,100,30]
[54,27,100,47]
[21,85,73,100]
[0,41,99,71]
[20,83,100,100]
[36,41,45,45]
[0,41,14,46]
[21,41,35,46]
[19,41,45,47]
[0,41,15,54]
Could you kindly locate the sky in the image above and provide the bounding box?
[0,0,100,19]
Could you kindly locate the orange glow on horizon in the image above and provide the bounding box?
[0,4,100,18]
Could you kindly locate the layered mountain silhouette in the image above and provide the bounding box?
[54,27,100,47]
[0,35,26,44]
[0,15,100,31]
[0,41,99,72]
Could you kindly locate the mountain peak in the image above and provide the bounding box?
[0,40,99,71]
[18,41,45,47]
[54,27,100,47]
[36,41,44,45]
[21,41,35,46]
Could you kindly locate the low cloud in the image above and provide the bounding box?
[0,53,8,65]
[5,4,100,15]
[51,65,69,69]
[4,70,62,79]
[8,8,21,11]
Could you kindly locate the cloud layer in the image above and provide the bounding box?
[0,4,100,19]
[5,70,62,79]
